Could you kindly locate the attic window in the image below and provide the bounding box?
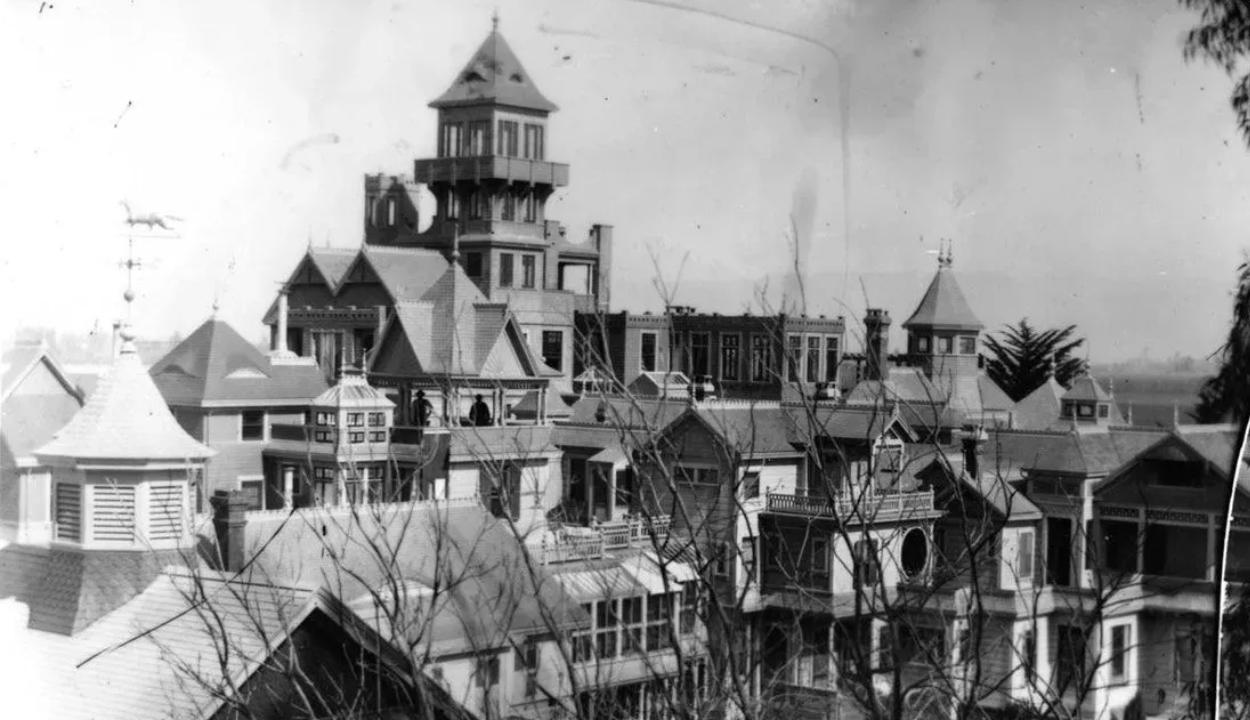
[1097,404,1109,419]
[510,73,524,83]
[464,70,486,83]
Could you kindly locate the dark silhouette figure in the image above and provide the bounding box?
[469,394,493,427]
[412,390,433,427]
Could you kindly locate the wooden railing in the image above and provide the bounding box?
[244,495,481,521]
[538,515,672,563]
[764,489,935,520]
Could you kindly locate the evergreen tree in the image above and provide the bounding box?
[982,319,1088,402]
[1193,260,1250,423]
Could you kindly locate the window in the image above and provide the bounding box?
[596,599,619,659]
[720,334,740,381]
[853,538,880,588]
[1017,530,1035,583]
[499,253,514,287]
[469,190,488,220]
[474,655,500,688]
[349,431,365,444]
[1057,625,1087,691]
[445,189,461,220]
[315,412,332,426]
[522,254,537,288]
[501,191,516,221]
[1098,404,1110,419]
[824,336,839,382]
[713,543,731,579]
[542,330,563,372]
[515,639,539,672]
[806,337,821,382]
[740,537,756,583]
[368,412,385,427]
[689,333,710,377]
[680,586,698,634]
[1046,517,1074,587]
[1110,624,1130,682]
[811,538,829,576]
[369,431,386,442]
[497,120,519,156]
[241,411,265,441]
[523,191,537,223]
[386,197,397,227]
[523,123,545,160]
[1020,628,1036,684]
[750,334,771,382]
[347,412,363,427]
[468,120,490,155]
[1062,402,1075,418]
[938,336,953,354]
[621,597,645,654]
[1102,520,1139,574]
[640,332,657,372]
[465,252,483,278]
[959,336,977,355]
[741,471,760,499]
[439,122,463,157]
[787,335,803,381]
[646,594,673,650]
[680,466,719,486]
[917,336,930,353]
[1078,403,1094,418]
[366,194,377,226]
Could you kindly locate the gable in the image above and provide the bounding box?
[8,359,78,399]
[478,330,528,378]
[1097,435,1230,512]
[370,316,425,377]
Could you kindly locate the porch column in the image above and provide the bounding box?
[282,466,294,510]
[336,467,348,508]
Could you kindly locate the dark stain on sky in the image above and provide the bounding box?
[113,100,132,129]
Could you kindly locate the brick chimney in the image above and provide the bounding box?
[864,309,891,381]
[210,490,250,572]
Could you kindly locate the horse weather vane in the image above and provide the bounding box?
[117,199,185,328]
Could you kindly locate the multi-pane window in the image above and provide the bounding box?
[741,471,760,499]
[523,123,545,160]
[542,330,563,372]
[369,429,386,442]
[501,192,517,221]
[596,600,618,659]
[824,337,839,382]
[1110,624,1130,682]
[499,253,514,287]
[497,120,518,156]
[522,255,537,288]
[349,430,365,444]
[468,120,490,155]
[680,586,698,634]
[640,332,657,372]
[938,336,953,354]
[445,189,461,220]
[853,538,880,588]
[621,597,645,654]
[474,656,500,688]
[439,123,463,157]
[689,333,710,377]
[720,334,740,381]
[787,335,803,381]
[241,410,265,441]
[1020,629,1037,684]
[315,412,332,427]
[646,594,674,650]
[523,191,537,222]
[469,190,488,220]
[959,336,977,355]
[806,336,821,382]
[1098,404,1110,419]
[679,466,719,486]
[368,412,385,427]
[347,413,363,427]
[750,334,771,382]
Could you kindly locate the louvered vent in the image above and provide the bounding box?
[148,482,184,541]
[92,484,136,542]
[54,483,82,542]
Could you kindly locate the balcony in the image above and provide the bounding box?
[414,156,569,187]
[764,489,936,522]
[536,515,672,564]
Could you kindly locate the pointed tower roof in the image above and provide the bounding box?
[35,336,213,464]
[430,24,558,112]
[903,251,984,331]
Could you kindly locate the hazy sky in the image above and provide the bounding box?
[2,0,1247,362]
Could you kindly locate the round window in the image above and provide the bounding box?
[901,528,929,579]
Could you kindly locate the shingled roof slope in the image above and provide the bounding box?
[1012,377,1066,430]
[903,264,984,330]
[430,28,558,112]
[149,319,328,406]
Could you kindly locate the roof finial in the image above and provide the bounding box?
[211,296,220,318]
[492,7,499,32]
[945,238,954,267]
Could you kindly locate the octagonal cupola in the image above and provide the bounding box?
[33,325,214,551]
[902,242,984,358]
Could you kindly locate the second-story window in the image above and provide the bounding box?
[720,334,740,381]
[640,332,657,372]
[466,252,483,278]
[499,253,514,287]
[522,254,537,288]
[469,120,491,155]
[501,191,516,221]
[646,594,674,650]
[523,123,545,160]
[690,333,710,377]
[523,191,538,223]
[806,336,821,383]
[938,336,953,354]
[787,335,803,382]
[241,410,265,441]
[1017,529,1035,583]
[347,412,363,427]
[1109,624,1130,683]
[750,334,771,382]
[853,538,880,589]
[368,412,385,426]
[497,120,519,156]
[469,190,488,220]
[959,335,977,355]
[439,122,463,157]
[542,330,563,372]
[824,336,839,382]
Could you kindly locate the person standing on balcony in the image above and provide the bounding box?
[469,394,493,427]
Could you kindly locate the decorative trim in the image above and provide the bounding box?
[1099,506,1138,519]
[1144,509,1208,525]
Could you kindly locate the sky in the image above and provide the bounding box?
[1,0,1247,363]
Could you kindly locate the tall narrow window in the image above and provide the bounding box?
[1110,625,1130,682]
[439,123,463,157]
[938,336,953,354]
[689,333,710,377]
[522,255,537,288]
[497,120,519,156]
[542,330,563,372]
[499,253,515,287]
[720,334,740,381]
[640,332,657,372]
[524,123,545,160]
[445,189,461,220]
[469,190,488,220]
[1017,530,1035,583]
[824,337,840,382]
[465,252,483,278]
[959,336,977,355]
[501,191,516,221]
[787,335,803,382]
[523,191,538,222]
[750,334,771,382]
[241,411,265,441]
[1021,629,1037,684]
[806,336,821,383]
[469,120,490,155]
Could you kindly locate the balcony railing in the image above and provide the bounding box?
[764,489,935,520]
[244,494,482,522]
[414,156,570,186]
[538,515,672,563]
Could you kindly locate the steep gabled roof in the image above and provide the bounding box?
[35,340,213,464]
[1096,425,1240,497]
[430,28,558,113]
[2,342,83,404]
[1012,377,1066,431]
[1,343,85,461]
[903,263,983,331]
[149,319,328,406]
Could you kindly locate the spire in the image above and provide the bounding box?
[903,241,983,331]
[492,7,499,32]
[430,23,558,112]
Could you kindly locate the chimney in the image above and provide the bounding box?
[961,425,985,479]
[275,291,290,354]
[592,224,613,313]
[864,309,891,381]
[210,490,250,573]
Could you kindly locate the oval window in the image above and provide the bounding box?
[901,528,929,579]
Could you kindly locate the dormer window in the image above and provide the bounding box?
[1062,402,1074,418]
[347,412,363,427]
[917,337,930,353]
[959,336,977,355]
[1078,404,1094,419]
[1097,404,1109,419]
[938,336,952,354]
